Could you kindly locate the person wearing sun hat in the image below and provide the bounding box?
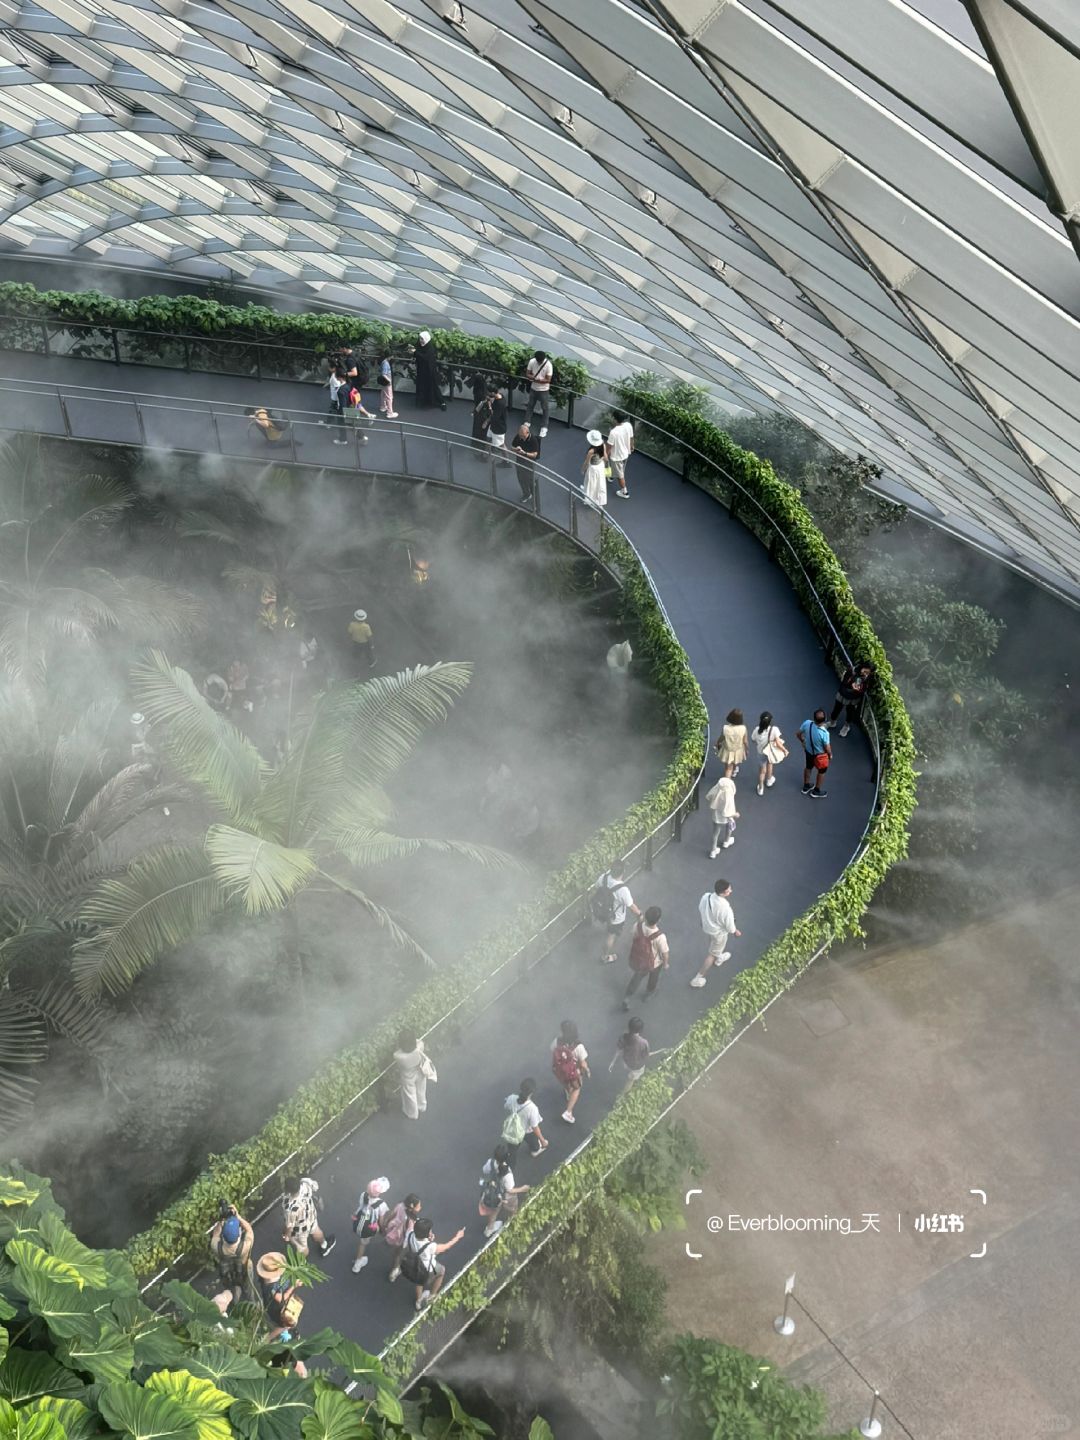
[255,1251,302,1342]
[209,1203,254,1311]
[351,1176,391,1274]
[346,608,376,672]
[582,429,608,508]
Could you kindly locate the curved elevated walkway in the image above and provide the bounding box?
[0,356,875,1357]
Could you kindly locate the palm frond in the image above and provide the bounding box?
[220,562,275,596]
[0,432,44,525]
[176,510,246,548]
[204,823,315,916]
[0,992,47,1135]
[65,763,156,840]
[45,698,119,831]
[261,665,472,843]
[79,571,205,638]
[20,981,110,1063]
[327,825,519,874]
[317,868,434,966]
[130,650,266,824]
[0,612,48,685]
[73,845,225,998]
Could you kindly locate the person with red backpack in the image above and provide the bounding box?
[623,905,669,1009]
[551,1019,591,1125]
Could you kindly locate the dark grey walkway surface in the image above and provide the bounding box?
[0,354,874,1351]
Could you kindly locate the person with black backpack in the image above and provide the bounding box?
[350,1176,390,1274]
[551,1019,590,1124]
[400,1217,465,1312]
[590,862,640,965]
[478,1143,530,1239]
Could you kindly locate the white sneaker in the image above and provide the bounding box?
[388,1268,400,1282]
[483,1220,504,1239]
[332,439,349,445]
[718,950,731,964]
[385,411,400,419]
[733,765,740,777]
[722,837,735,848]
[690,975,707,988]
[757,782,764,796]
[562,1110,575,1124]
[416,1291,431,1312]
[766,776,776,787]
[604,953,616,964]
[352,1256,368,1273]
[839,724,850,737]
[709,847,720,858]
[540,427,548,438]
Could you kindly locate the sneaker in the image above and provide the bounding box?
[620,998,630,1012]
[722,837,735,848]
[733,764,740,777]
[810,789,828,799]
[562,1110,576,1124]
[689,975,707,988]
[756,782,764,796]
[616,489,629,498]
[360,435,368,445]
[709,846,720,859]
[839,724,850,738]
[540,427,548,438]
[388,1268,400,1283]
[332,438,349,446]
[802,783,812,794]
[604,953,616,964]
[320,1235,337,1256]
[385,411,400,419]
[718,951,731,964]
[483,1220,504,1239]
[766,776,776,787]
[352,1256,368,1273]
[416,1291,431,1312]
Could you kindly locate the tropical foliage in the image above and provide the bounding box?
[0,285,592,405]
[74,656,510,999]
[0,1165,523,1440]
[0,435,201,686]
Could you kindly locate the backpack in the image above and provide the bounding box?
[629,923,664,974]
[399,1234,432,1285]
[339,382,360,409]
[351,1194,381,1239]
[589,874,619,926]
[480,1166,503,1211]
[354,357,371,387]
[501,1102,528,1147]
[552,1042,581,1088]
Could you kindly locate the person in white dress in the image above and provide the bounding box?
[582,430,608,508]
[393,1030,436,1119]
[751,710,787,796]
[704,774,739,855]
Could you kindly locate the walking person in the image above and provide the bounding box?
[691,879,740,988]
[705,774,739,855]
[487,384,508,453]
[478,1144,531,1238]
[606,411,635,499]
[751,711,787,796]
[256,1251,305,1343]
[414,331,444,409]
[609,1015,650,1092]
[510,420,540,502]
[347,608,377,673]
[582,430,608,509]
[623,906,669,1009]
[351,1176,391,1274]
[400,1217,465,1311]
[798,709,832,798]
[326,367,349,442]
[715,708,749,777]
[524,350,554,436]
[591,861,640,964]
[280,1175,336,1258]
[393,1029,436,1119]
[376,349,399,419]
[829,661,875,737]
[209,1203,254,1312]
[551,1019,591,1123]
[384,1193,422,1282]
[470,381,492,452]
[502,1078,549,1158]
[339,375,374,437]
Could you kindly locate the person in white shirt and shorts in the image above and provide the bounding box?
[606,412,635,498]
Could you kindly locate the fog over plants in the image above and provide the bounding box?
[0,433,670,1246]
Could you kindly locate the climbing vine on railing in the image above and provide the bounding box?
[379,382,918,1379]
[124,519,706,1280]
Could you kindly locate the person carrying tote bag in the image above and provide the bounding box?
[751,710,787,796]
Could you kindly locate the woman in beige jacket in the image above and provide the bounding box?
[714,708,749,777]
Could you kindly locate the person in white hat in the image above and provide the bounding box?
[351,1176,391,1273]
[414,330,444,409]
[346,608,376,672]
[582,429,608,508]
[255,1251,301,1342]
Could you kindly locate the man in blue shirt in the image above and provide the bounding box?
[797,709,832,799]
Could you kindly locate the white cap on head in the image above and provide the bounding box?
[587,429,603,446]
[353,609,367,622]
[130,712,145,726]
[419,330,431,345]
[369,1176,390,1196]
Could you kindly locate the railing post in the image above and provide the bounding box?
[729,491,739,523]
[134,400,147,445]
[112,327,121,366]
[567,394,575,429]
[446,438,454,486]
[644,831,654,871]
[400,425,407,476]
[182,336,191,371]
[672,804,683,843]
[57,391,72,437]
[489,452,498,496]
[209,408,223,454]
[570,490,578,539]
[41,322,50,356]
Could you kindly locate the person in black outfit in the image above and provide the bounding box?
[414,330,444,409]
[510,421,540,501]
[471,385,492,452]
[830,660,875,736]
[488,386,508,460]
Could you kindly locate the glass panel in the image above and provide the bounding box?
[45,323,114,362]
[0,316,46,355]
[116,328,187,369]
[187,339,259,377]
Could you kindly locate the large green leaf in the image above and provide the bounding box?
[0,1397,67,1440]
[528,1420,554,1440]
[56,1322,135,1384]
[299,1382,365,1440]
[73,847,225,999]
[97,1381,197,1440]
[130,652,265,824]
[20,1398,99,1440]
[226,1377,314,1440]
[144,1371,234,1440]
[4,1245,103,1340]
[0,1349,86,1405]
[37,1215,108,1291]
[0,1180,41,1210]
[160,1283,230,1330]
[182,1348,263,1386]
[203,826,315,916]
[6,1241,87,1293]
[0,1331,6,1367]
